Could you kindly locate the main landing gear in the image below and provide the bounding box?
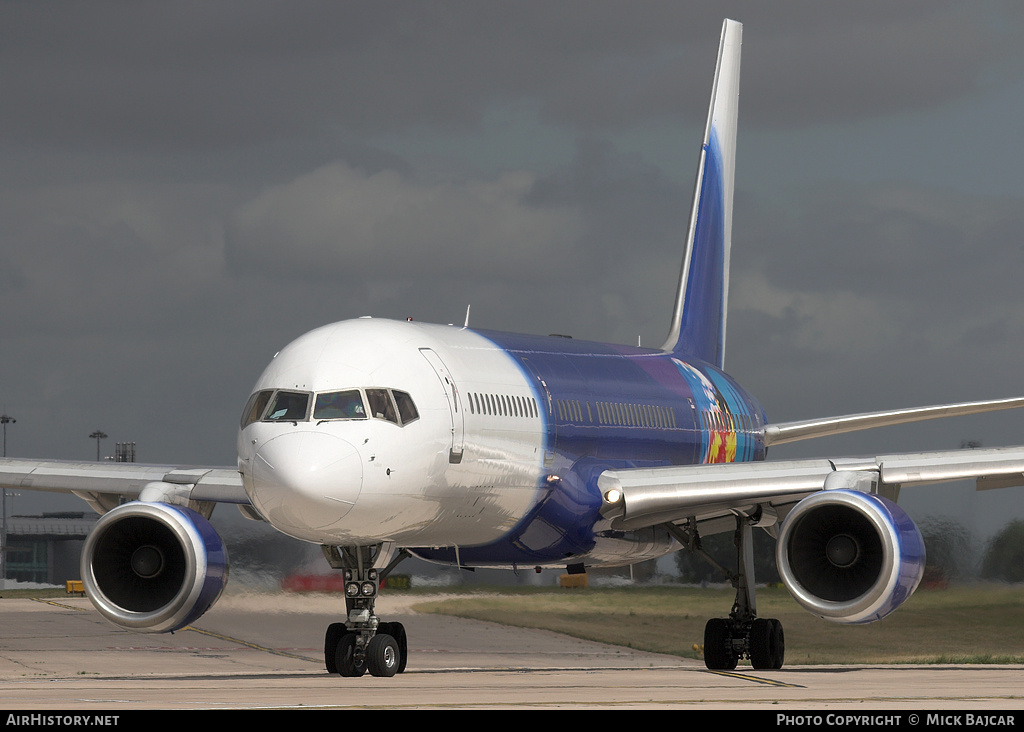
[666,516,786,671]
[322,544,410,678]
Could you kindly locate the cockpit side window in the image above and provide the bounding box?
[392,390,419,425]
[366,388,399,424]
[314,390,367,420]
[241,390,274,428]
[263,390,310,422]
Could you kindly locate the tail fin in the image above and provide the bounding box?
[661,19,741,368]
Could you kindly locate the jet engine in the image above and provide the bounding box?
[776,488,925,624]
[81,502,229,633]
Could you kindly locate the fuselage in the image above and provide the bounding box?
[237,317,768,568]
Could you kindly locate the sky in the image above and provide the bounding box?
[3,1,1024,547]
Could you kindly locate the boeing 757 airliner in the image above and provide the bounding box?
[5,19,1024,676]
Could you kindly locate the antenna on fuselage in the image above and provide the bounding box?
[464,304,471,328]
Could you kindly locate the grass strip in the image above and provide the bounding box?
[410,583,1024,665]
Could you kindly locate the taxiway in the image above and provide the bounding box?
[1,593,1021,710]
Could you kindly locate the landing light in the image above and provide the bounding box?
[604,488,623,505]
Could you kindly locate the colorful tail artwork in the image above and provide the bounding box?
[661,19,741,370]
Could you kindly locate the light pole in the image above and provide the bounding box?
[0,413,13,590]
[89,430,108,462]
[1,413,14,458]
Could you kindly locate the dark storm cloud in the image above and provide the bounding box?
[739,183,1024,307]
[2,1,1009,156]
[739,10,1005,127]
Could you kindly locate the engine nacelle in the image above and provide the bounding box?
[776,489,925,624]
[81,502,229,633]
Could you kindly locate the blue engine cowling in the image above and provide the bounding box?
[776,489,925,624]
[81,502,229,633]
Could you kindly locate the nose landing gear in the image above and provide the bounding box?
[321,544,409,678]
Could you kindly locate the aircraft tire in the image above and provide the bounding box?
[769,618,785,669]
[749,618,785,670]
[335,632,367,677]
[703,618,737,670]
[366,633,400,678]
[749,618,773,669]
[379,621,408,673]
[324,622,347,674]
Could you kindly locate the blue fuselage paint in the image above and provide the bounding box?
[412,329,768,567]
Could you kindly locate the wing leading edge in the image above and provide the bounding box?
[598,444,1024,533]
[762,396,1024,447]
[0,458,247,515]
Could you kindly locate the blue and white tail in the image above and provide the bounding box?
[661,19,741,369]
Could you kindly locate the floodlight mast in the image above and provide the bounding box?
[89,430,108,462]
[0,413,14,590]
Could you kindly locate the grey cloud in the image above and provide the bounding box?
[224,162,585,282]
[737,182,1024,310]
[4,1,1014,156]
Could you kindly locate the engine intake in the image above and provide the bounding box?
[81,502,229,632]
[776,488,925,624]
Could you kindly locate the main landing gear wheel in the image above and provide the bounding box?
[749,617,785,670]
[703,618,738,670]
[702,616,785,671]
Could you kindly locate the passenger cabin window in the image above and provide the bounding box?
[264,391,310,422]
[314,390,367,420]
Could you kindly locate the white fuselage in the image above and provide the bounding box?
[237,318,547,547]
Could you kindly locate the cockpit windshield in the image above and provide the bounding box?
[264,390,311,422]
[241,387,418,427]
[314,390,367,420]
[366,389,398,423]
[241,390,274,428]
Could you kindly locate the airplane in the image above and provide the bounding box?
[4,18,1024,677]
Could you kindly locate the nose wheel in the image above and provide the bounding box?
[325,623,406,677]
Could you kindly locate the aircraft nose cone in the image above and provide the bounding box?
[249,431,362,533]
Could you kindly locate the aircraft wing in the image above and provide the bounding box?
[598,445,1024,534]
[0,457,247,515]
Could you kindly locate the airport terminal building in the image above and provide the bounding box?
[3,512,96,586]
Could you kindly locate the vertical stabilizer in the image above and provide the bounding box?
[661,19,741,368]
